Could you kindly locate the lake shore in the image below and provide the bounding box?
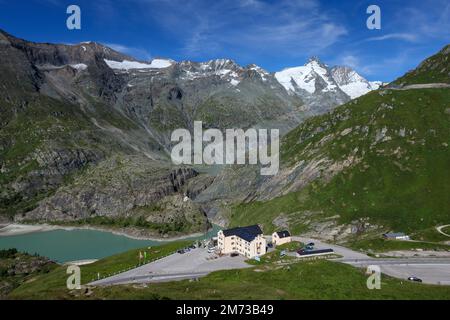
[0,223,218,242]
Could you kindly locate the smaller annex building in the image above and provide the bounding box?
[383,232,410,241]
[218,225,266,258]
[272,231,292,247]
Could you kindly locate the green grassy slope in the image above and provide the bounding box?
[97,260,450,300]
[9,241,191,299]
[0,249,57,298]
[9,252,450,300]
[297,89,450,231]
[393,45,450,85]
[347,238,450,253]
[228,44,450,239]
[231,88,450,236]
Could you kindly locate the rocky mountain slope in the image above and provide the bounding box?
[0,29,382,237]
[226,45,450,242]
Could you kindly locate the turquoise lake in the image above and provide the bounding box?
[0,225,221,263]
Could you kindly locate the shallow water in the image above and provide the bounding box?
[0,225,221,263]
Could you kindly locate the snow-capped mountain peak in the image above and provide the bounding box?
[275,57,337,94]
[275,57,381,99]
[331,66,381,99]
[176,59,242,86]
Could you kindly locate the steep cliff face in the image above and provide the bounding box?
[0,30,303,229]
[17,156,212,236]
[19,160,193,221]
[0,30,166,220]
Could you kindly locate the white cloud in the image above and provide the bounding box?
[334,49,415,80]
[132,0,347,58]
[366,33,418,42]
[105,43,152,61]
[339,55,360,69]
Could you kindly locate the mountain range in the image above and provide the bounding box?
[0,29,448,241]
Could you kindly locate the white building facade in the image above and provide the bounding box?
[218,225,267,258]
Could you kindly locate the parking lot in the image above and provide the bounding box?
[91,247,252,286]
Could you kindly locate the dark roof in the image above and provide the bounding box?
[222,225,263,242]
[383,232,407,238]
[276,231,291,238]
[297,249,334,256]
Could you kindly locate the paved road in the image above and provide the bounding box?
[344,258,450,285]
[90,247,250,286]
[387,83,450,90]
[90,236,450,286]
[437,225,450,237]
[293,236,450,285]
[93,272,211,286]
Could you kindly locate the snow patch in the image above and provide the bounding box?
[70,63,88,71]
[339,82,377,99]
[148,59,173,69]
[230,79,240,86]
[104,58,173,70]
[275,65,317,93]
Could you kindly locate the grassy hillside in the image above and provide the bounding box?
[0,249,57,298]
[9,241,191,299]
[231,87,450,238]
[291,89,449,231]
[8,245,450,300]
[347,238,450,253]
[393,45,450,85]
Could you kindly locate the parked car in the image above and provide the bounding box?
[207,248,215,254]
[230,253,239,257]
[408,276,423,283]
[307,242,315,247]
[177,250,185,254]
[267,243,273,248]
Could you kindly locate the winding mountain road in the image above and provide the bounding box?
[436,225,450,237]
[387,83,450,90]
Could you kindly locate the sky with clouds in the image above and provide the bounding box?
[0,0,448,81]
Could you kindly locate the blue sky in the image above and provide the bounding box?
[0,0,448,82]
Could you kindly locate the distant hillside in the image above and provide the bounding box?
[393,45,450,86]
[229,46,450,241]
